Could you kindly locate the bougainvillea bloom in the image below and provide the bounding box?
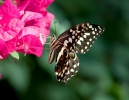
[0,0,54,59]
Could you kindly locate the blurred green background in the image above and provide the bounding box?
[0,0,129,100]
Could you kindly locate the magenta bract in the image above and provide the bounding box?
[0,0,54,59]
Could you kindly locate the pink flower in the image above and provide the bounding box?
[0,0,54,59]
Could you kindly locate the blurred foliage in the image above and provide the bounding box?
[0,0,129,100]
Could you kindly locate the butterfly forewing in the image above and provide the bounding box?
[49,23,105,83]
[66,23,104,54]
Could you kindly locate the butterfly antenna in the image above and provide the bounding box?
[54,21,57,36]
[57,22,61,35]
[58,21,61,27]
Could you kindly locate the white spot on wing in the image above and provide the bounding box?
[82,24,85,27]
[76,51,78,53]
[55,72,58,75]
[66,70,70,74]
[67,78,70,80]
[75,39,77,42]
[95,28,97,31]
[85,46,87,49]
[85,33,90,36]
[87,42,89,45]
[71,75,74,77]
[82,29,84,32]
[63,69,65,73]
[87,23,89,26]
[77,40,81,45]
[77,31,80,33]
[70,69,74,72]
[92,28,94,30]
[93,36,96,39]
[70,29,73,32]
[80,37,84,41]
[83,35,86,38]
[69,37,72,43]
[92,31,95,34]
[72,36,75,39]
[73,64,77,68]
[89,38,92,41]
[66,61,68,65]
[72,31,75,34]
[81,49,84,53]
[98,26,101,30]
[58,73,61,76]
[64,40,68,46]
[89,25,92,28]
[61,74,63,77]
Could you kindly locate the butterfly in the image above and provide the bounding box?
[48,23,105,83]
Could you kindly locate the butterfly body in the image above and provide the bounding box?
[48,23,105,83]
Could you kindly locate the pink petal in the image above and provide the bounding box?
[0,0,20,18]
[0,37,17,59]
[16,35,43,57]
[18,26,42,39]
[0,0,54,58]
[14,0,31,11]
[15,0,54,11]
[0,46,8,59]
[0,38,6,51]
[20,11,54,37]
[0,38,7,59]
[0,18,24,41]
[21,11,54,37]
[39,11,54,36]
[21,11,43,23]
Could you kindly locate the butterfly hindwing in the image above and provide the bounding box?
[54,46,70,82]
[55,48,79,83]
[66,52,79,81]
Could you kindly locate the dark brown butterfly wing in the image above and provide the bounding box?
[55,47,79,83]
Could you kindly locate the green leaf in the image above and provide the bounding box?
[10,51,19,60]
[10,51,19,64]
